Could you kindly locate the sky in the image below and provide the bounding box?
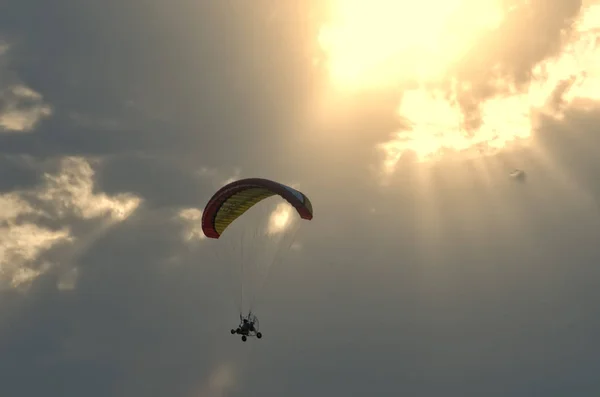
[1,0,600,396]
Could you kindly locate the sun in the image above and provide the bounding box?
[318,0,504,89]
[316,0,508,163]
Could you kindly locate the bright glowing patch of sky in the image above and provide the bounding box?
[267,202,294,235]
[318,1,600,171]
[319,0,504,87]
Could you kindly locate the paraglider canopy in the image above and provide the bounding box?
[202,178,313,239]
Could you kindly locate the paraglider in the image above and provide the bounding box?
[509,169,526,181]
[201,178,313,341]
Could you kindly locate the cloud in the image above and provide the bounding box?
[38,157,140,220]
[178,208,205,242]
[267,202,295,235]
[196,166,242,190]
[378,1,600,173]
[0,156,140,289]
[0,85,52,132]
[0,191,71,289]
[0,44,52,133]
[452,0,583,91]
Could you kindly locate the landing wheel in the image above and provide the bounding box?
[241,336,247,342]
[256,332,262,339]
[230,329,236,334]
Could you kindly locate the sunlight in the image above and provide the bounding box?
[380,84,536,164]
[319,0,503,88]
[267,203,293,235]
[377,3,600,170]
[317,1,600,168]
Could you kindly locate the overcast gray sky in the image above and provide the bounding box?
[1,0,600,396]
